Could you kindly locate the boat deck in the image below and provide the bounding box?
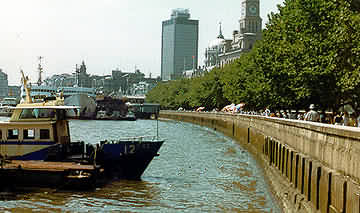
[0,160,95,172]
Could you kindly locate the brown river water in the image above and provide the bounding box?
[0,119,281,212]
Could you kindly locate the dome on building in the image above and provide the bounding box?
[208,38,225,49]
[208,22,226,49]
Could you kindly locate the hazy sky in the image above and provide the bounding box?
[0,0,283,85]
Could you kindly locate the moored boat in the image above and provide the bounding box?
[97,137,163,179]
[20,58,97,120]
[0,71,164,188]
[0,98,17,117]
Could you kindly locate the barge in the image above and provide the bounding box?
[0,71,164,189]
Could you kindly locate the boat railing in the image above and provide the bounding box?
[100,135,163,145]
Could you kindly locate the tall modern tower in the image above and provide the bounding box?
[161,9,199,81]
[0,69,8,98]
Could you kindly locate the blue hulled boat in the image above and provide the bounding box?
[0,71,164,187]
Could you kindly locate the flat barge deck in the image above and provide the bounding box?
[1,160,95,171]
[0,160,103,189]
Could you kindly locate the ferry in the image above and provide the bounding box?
[21,85,96,100]
[19,58,97,119]
[0,97,18,116]
[0,71,164,188]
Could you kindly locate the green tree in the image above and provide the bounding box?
[256,0,360,111]
[188,69,229,110]
[221,49,272,110]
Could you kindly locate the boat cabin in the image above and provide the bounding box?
[0,105,77,160]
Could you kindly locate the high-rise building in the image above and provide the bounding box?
[0,69,9,98]
[161,9,199,81]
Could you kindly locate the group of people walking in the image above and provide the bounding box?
[264,104,360,127]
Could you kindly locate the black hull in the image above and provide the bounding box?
[0,167,99,190]
[0,140,164,190]
[103,154,156,180]
[98,140,164,180]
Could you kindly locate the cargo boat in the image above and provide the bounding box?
[0,71,164,189]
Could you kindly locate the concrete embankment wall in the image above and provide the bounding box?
[160,111,360,213]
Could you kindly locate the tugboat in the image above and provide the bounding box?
[0,71,164,188]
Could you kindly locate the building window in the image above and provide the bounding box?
[40,129,50,139]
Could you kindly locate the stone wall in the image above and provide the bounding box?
[160,111,360,212]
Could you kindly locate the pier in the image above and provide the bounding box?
[160,111,360,212]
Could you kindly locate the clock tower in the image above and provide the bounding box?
[240,0,262,34]
[235,0,262,50]
[218,0,263,68]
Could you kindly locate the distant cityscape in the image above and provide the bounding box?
[0,0,262,100]
[43,61,161,97]
[0,62,161,100]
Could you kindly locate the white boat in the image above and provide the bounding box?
[0,97,18,116]
[64,93,96,119]
[20,59,96,119]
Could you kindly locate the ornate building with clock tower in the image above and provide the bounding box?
[211,0,262,68]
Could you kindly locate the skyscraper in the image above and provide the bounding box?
[0,69,9,98]
[161,9,199,81]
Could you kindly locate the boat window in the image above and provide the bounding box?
[40,129,50,139]
[8,129,19,140]
[20,109,36,119]
[20,109,55,119]
[24,129,35,139]
[37,109,55,118]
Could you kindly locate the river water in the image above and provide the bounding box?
[0,119,281,212]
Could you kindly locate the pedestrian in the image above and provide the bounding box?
[304,104,320,122]
[334,112,343,125]
[319,111,327,123]
[297,113,304,120]
[264,108,271,117]
[343,111,350,126]
[356,112,360,127]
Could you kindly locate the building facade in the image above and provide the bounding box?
[0,69,9,98]
[220,0,262,66]
[161,9,199,81]
[75,61,91,88]
[204,24,232,70]
[205,0,262,70]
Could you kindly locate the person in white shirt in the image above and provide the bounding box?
[304,104,320,122]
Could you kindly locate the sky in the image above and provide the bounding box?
[0,0,284,85]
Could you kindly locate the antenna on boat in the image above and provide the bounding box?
[37,56,43,86]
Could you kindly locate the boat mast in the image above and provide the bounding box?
[21,70,33,104]
[37,56,43,86]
